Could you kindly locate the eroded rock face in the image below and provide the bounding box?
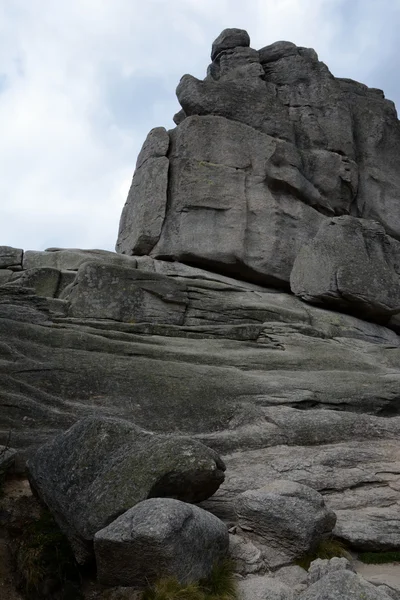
[116,29,400,320]
[27,417,225,564]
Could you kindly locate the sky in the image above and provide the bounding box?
[1,0,399,252]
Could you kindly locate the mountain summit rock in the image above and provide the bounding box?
[117,28,400,321]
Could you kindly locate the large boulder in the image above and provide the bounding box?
[234,480,336,568]
[27,417,225,563]
[290,216,400,320]
[94,498,229,587]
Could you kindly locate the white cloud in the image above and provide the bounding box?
[0,0,399,251]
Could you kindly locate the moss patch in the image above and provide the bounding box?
[358,551,400,564]
[296,537,351,570]
[142,559,237,600]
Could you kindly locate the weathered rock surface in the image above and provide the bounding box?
[234,480,336,568]
[307,557,355,584]
[116,29,400,329]
[94,497,229,587]
[229,534,265,575]
[23,248,137,271]
[27,416,225,563]
[237,575,294,600]
[63,261,188,324]
[299,570,393,600]
[4,29,400,568]
[291,217,400,319]
[0,246,23,269]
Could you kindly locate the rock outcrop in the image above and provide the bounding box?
[2,27,400,594]
[116,28,400,326]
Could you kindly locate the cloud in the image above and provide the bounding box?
[0,0,399,251]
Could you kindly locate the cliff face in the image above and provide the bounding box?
[2,30,400,560]
[116,28,400,322]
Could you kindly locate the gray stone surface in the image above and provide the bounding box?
[8,267,61,298]
[307,558,355,584]
[229,534,265,575]
[237,575,294,600]
[234,480,336,568]
[64,261,188,324]
[0,246,23,269]
[27,416,225,563]
[291,217,400,319]
[23,248,138,271]
[211,28,250,61]
[299,570,393,600]
[275,565,308,588]
[116,127,169,256]
[94,498,228,587]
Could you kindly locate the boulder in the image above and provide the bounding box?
[211,28,250,61]
[234,480,336,568]
[27,416,225,563]
[307,557,355,584]
[63,261,188,324]
[299,570,393,600]
[236,575,294,600]
[0,246,23,269]
[291,216,400,320]
[94,498,229,587]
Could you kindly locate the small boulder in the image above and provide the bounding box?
[94,497,229,588]
[307,557,355,585]
[211,28,250,61]
[234,480,336,568]
[299,570,393,600]
[27,417,225,564]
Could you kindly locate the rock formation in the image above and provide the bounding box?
[116,28,400,322]
[2,27,400,597]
